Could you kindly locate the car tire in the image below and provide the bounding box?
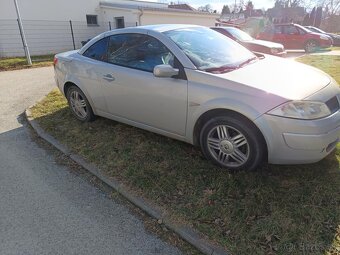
[199,115,266,171]
[66,86,96,122]
[304,40,318,53]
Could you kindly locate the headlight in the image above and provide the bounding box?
[320,35,329,40]
[271,48,279,54]
[267,101,331,119]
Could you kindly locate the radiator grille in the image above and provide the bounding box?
[326,96,340,114]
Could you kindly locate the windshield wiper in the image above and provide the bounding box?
[203,65,238,74]
[237,56,258,68]
[203,56,258,74]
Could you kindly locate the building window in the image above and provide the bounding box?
[86,15,98,26]
[115,17,125,28]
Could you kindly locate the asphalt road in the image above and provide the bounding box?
[0,66,181,255]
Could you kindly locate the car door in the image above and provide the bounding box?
[100,33,188,136]
[282,25,301,49]
[296,27,309,48]
[271,25,286,45]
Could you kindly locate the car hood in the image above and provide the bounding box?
[310,32,332,39]
[327,33,340,38]
[215,55,330,100]
[243,39,284,49]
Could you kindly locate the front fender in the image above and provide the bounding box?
[186,97,264,144]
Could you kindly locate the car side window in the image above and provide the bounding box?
[297,27,306,35]
[274,26,282,34]
[264,26,274,33]
[107,33,175,72]
[283,25,299,35]
[83,37,109,61]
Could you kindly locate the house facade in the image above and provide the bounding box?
[0,0,219,57]
[266,6,306,24]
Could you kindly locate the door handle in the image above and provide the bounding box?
[103,74,115,81]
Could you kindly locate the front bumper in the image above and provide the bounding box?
[254,110,340,164]
[319,39,332,48]
[274,50,287,57]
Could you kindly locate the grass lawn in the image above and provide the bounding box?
[31,56,340,255]
[0,55,53,71]
[296,55,340,83]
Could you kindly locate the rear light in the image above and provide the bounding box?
[53,56,58,67]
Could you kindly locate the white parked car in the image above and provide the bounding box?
[54,24,340,171]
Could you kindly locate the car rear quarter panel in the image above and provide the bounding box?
[55,52,101,115]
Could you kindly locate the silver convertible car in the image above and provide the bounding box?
[54,24,340,171]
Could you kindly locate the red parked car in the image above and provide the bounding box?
[211,26,286,57]
[257,23,332,53]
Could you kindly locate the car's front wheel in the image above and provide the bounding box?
[200,115,266,171]
[304,40,318,53]
[66,85,96,122]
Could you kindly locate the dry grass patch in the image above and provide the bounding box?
[0,55,53,71]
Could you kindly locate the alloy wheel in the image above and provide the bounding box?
[69,90,88,119]
[306,41,317,53]
[207,125,250,167]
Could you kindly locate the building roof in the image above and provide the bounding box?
[168,4,196,11]
[99,1,219,16]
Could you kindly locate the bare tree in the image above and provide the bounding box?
[198,4,213,12]
[222,5,231,14]
[274,0,305,7]
[246,0,254,10]
[323,0,340,14]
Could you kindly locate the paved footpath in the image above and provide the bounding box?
[311,50,340,56]
[0,66,181,255]
[286,49,340,59]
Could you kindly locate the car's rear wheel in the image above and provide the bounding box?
[304,40,318,53]
[200,115,266,171]
[66,86,96,122]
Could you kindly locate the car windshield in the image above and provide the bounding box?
[295,24,311,33]
[164,27,256,71]
[225,28,254,41]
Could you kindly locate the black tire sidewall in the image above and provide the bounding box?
[200,116,265,171]
[304,40,318,53]
[66,86,95,122]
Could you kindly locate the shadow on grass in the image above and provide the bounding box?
[316,48,332,53]
[32,98,340,255]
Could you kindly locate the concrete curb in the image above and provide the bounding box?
[25,107,229,255]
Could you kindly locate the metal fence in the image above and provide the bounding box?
[0,19,137,57]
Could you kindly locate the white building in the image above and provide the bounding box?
[0,0,219,57]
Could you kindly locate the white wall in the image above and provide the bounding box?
[0,0,107,57]
[0,19,109,57]
[101,8,139,27]
[102,0,168,9]
[0,0,102,22]
[141,11,219,27]
[0,0,218,57]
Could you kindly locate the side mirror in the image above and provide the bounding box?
[153,64,179,78]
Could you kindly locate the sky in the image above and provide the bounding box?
[187,0,274,11]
